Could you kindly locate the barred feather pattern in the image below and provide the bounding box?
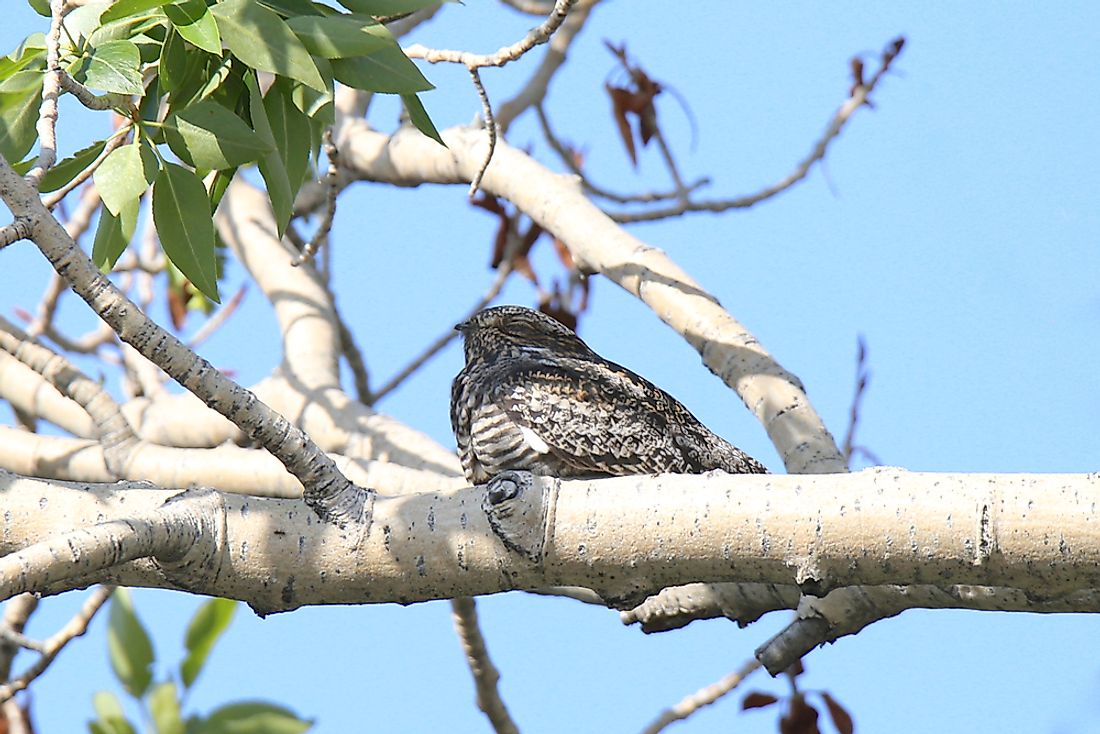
[450,306,768,485]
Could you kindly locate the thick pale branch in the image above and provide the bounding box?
[336,124,843,474]
[3,470,1097,613]
[0,427,461,497]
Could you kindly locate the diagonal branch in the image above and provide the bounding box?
[609,37,905,223]
[0,157,370,527]
[451,597,520,734]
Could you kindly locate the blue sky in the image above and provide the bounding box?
[3,2,1099,733]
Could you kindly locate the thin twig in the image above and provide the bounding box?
[536,105,710,204]
[468,67,496,198]
[0,586,115,704]
[335,303,371,404]
[404,0,576,68]
[0,319,139,475]
[641,658,763,734]
[293,130,339,267]
[649,127,689,204]
[25,0,66,188]
[498,0,554,14]
[58,72,136,113]
[188,284,248,349]
[0,628,44,655]
[0,595,40,683]
[841,334,881,468]
[42,126,130,209]
[451,597,520,734]
[369,264,511,404]
[496,0,599,131]
[610,36,906,223]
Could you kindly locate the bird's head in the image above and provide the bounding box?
[455,306,595,363]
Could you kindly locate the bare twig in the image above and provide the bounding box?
[188,284,248,349]
[451,597,520,734]
[498,0,554,14]
[0,586,115,704]
[536,105,710,204]
[404,0,576,68]
[0,595,40,682]
[610,36,906,223]
[0,320,139,476]
[335,304,371,404]
[496,0,598,131]
[24,0,65,189]
[641,659,763,734]
[293,130,339,267]
[650,127,689,204]
[369,264,511,404]
[0,220,33,250]
[468,68,496,198]
[841,335,881,468]
[58,72,136,113]
[42,127,130,209]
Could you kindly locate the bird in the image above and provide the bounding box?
[450,305,767,485]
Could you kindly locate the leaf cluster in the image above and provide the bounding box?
[1,0,445,304]
[92,589,311,734]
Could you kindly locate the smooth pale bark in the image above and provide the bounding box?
[3,469,1097,615]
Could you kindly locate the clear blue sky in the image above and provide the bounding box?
[3,2,1099,733]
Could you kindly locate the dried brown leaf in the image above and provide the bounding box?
[607,84,638,166]
[821,693,854,734]
[167,284,188,331]
[741,692,780,710]
[780,696,820,734]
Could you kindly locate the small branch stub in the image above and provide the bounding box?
[483,470,553,563]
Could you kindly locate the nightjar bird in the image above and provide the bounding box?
[450,305,767,485]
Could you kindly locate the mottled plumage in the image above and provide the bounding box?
[450,305,767,484]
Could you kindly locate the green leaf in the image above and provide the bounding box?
[152,163,220,302]
[164,0,222,55]
[180,597,237,689]
[0,33,46,82]
[0,74,43,164]
[60,3,111,51]
[202,703,313,734]
[149,681,185,734]
[82,39,144,95]
[331,44,432,94]
[90,691,138,734]
[207,167,237,214]
[164,99,273,170]
[336,0,441,15]
[286,15,389,59]
[101,0,174,23]
[39,139,107,193]
[27,0,51,16]
[401,93,444,146]
[264,79,311,193]
[91,197,139,271]
[257,0,320,16]
[94,141,157,215]
[159,28,198,94]
[211,0,326,92]
[244,77,292,237]
[107,588,155,699]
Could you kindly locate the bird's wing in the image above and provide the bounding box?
[491,361,687,477]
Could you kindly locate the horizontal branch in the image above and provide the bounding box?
[3,469,1097,614]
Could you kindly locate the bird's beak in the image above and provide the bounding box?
[454,319,469,333]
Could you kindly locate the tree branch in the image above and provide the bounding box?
[3,470,1098,611]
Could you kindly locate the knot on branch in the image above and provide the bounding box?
[483,470,553,563]
[155,488,228,591]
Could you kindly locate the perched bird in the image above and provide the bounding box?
[450,305,767,484]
